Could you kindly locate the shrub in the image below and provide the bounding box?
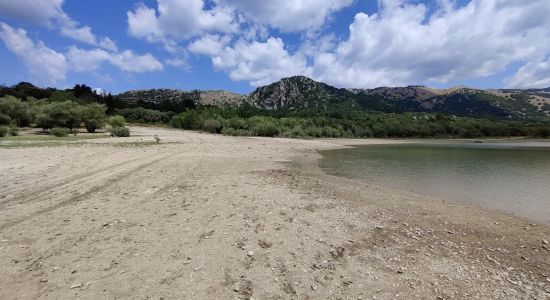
[8,125,18,136]
[228,118,248,130]
[47,101,81,131]
[0,96,32,126]
[221,127,252,136]
[80,103,107,133]
[203,119,222,133]
[0,113,10,125]
[171,110,203,130]
[109,115,126,127]
[35,112,54,131]
[252,121,280,137]
[119,107,173,124]
[111,126,130,137]
[0,126,7,137]
[50,127,69,137]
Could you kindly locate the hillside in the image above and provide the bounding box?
[245,76,549,120]
[3,78,547,120]
[117,89,243,112]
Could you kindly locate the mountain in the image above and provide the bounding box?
[117,89,243,112]
[116,76,550,119]
[246,76,549,119]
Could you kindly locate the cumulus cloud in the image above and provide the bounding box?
[188,34,231,56]
[0,0,68,27]
[216,0,353,32]
[505,58,550,88]
[0,0,117,51]
[109,50,164,73]
[66,47,110,72]
[207,37,308,86]
[0,23,163,84]
[309,0,550,88]
[0,22,67,84]
[127,0,236,45]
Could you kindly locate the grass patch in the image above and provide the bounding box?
[0,133,107,148]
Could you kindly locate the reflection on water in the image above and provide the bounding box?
[320,142,550,223]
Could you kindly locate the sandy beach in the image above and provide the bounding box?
[0,126,548,299]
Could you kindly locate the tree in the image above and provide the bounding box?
[109,115,126,127]
[0,96,32,126]
[79,103,107,132]
[48,101,81,131]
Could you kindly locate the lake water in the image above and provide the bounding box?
[320,142,550,223]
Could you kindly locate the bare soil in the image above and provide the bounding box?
[0,127,548,299]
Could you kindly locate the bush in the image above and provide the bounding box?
[118,107,173,124]
[47,101,81,131]
[111,126,130,137]
[0,113,10,125]
[171,110,203,130]
[0,96,32,126]
[228,118,248,130]
[203,119,222,133]
[109,115,126,127]
[252,121,280,137]
[0,126,7,137]
[80,103,107,133]
[50,127,69,137]
[8,125,18,136]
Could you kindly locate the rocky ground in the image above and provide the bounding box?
[0,127,548,299]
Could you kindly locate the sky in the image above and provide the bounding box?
[1,0,550,94]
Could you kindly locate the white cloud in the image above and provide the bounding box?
[209,37,308,86]
[0,0,68,27]
[505,58,550,88]
[188,34,231,56]
[308,0,550,88]
[1,23,163,84]
[99,37,118,52]
[127,0,237,45]
[109,50,164,73]
[216,0,353,32]
[0,0,117,51]
[0,22,67,84]
[60,25,97,45]
[66,47,110,72]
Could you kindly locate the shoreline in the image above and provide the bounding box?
[0,127,548,299]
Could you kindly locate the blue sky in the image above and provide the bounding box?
[1,0,550,94]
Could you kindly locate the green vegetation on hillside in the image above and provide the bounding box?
[170,106,550,138]
[1,80,550,140]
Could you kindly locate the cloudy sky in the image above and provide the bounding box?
[1,0,549,93]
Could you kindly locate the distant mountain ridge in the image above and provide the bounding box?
[116,76,550,120]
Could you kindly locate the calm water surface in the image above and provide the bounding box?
[320,142,550,223]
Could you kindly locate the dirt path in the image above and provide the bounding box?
[0,127,548,299]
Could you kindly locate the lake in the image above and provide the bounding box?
[320,141,550,223]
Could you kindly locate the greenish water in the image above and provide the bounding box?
[320,142,550,223]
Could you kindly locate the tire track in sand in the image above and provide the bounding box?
[0,135,207,231]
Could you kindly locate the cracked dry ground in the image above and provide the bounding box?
[0,127,549,299]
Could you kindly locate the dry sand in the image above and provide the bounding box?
[0,126,549,299]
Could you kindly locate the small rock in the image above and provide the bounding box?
[247,251,254,257]
[70,283,82,289]
[193,266,203,271]
[542,240,549,245]
[311,285,318,291]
